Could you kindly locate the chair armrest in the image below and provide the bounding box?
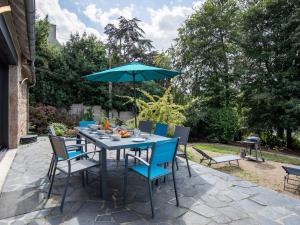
[63,137,86,143]
[67,150,101,161]
[66,144,85,151]
[125,153,150,166]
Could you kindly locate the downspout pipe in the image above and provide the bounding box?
[24,0,36,133]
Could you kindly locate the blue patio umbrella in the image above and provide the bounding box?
[84,61,180,127]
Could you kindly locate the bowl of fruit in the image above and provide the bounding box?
[118,130,131,138]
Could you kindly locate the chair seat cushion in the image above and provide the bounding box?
[58,159,99,174]
[131,164,171,180]
[213,155,240,163]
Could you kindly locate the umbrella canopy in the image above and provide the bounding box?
[84,61,180,127]
[84,61,179,82]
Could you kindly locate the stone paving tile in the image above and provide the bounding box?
[1,137,300,224]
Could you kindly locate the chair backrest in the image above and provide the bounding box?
[48,125,56,135]
[150,138,179,167]
[49,135,68,160]
[139,121,153,133]
[154,123,168,137]
[192,147,213,160]
[79,120,97,127]
[173,126,190,145]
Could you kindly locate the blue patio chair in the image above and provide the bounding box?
[282,166,300,191]
[79,120,97,127]
[47,135,100,212]
[123,138,180,218]
[154,123,168,137]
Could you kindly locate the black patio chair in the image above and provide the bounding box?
[173,126,191,177]
[47,135,100,212]
[47,125,87,179]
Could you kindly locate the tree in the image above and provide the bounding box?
[31,17,73,107]
[104,16,154,64]
[175,0,243,108]
[241,0,300,148]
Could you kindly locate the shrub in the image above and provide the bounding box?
[80,107,94,121]
[122,88,185,133]
[185,98,240,143]
[51,122,67,136]
[30,104,80,134]
[259,132,286,149]
[29,105,57,134]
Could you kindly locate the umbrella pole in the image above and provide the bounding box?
[133,73,137,128]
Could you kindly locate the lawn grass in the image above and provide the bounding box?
[193,143,300,166]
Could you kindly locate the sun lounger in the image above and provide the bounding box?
[282,166,300,191]
[193,147,241,167]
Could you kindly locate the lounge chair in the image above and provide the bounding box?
[282,166,300,191]
[193,147,241,167]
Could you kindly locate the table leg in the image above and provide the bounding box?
[116,149,120,161]
[100,147,108,200]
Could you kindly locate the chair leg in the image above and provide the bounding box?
[237,160,239,168]
[123,149,126,159]
[184,145,191,177]
[81,171,85,187]
[134,150,137,164]
[123,167,128,205]
[172,165,179,207]
[175,157,179,171]
[146,149,149,162]
[47,154,55,179]
[60,171,71,212]
[148,180,154,218]
[47,160,57,199]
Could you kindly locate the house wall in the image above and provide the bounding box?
[8,57,28,149]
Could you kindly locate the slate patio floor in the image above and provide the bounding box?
[0,137,300,225]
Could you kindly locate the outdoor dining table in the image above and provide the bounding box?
[75,127,170,200]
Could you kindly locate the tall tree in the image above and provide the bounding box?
[241,0,300,147]
[175,0,243,108]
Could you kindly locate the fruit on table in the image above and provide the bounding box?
[118,130,131,138]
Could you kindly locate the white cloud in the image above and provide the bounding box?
[141,5,193,50]
[193,0,205,9]
[36,0,104,43]
[83,4,134,27]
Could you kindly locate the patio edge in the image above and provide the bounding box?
[0,149,17,193]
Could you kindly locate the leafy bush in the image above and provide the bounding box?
[259,132,286,149]
[185,98,240,143]
[51,123,67,136]
[80,107,94,121]
[29,105,57,134]
[30,104,80,134]
[123,88,185,132]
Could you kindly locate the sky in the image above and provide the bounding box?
[36,0,205,51]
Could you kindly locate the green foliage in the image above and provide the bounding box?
[175,0,243,108]
[240,0,300,147]
[123,88,185,131]
[260,132,286,149]
[51,123,67,136]
[80,107,94,121]
[185,98,240,143]
[29,105,79,134]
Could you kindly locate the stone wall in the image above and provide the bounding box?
[8,57,28,149]
[68,104,134,123]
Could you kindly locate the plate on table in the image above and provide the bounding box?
[132,138,146,142]
[98,136,110,139]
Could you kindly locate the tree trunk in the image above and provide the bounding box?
[277,127,284,139]
[286,129,293,149]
